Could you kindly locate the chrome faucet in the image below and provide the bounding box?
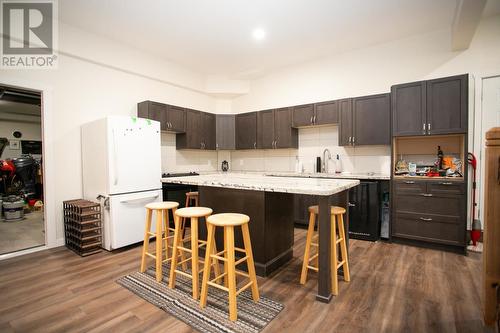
[322,148,332,173]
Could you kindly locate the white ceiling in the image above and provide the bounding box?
[59,0,500,80]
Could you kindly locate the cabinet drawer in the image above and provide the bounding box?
[392,213,462,246]
[394,194,463,218]
[427,181,465,195]
[393,180,426,194]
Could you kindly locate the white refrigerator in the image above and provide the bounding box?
[81,116,162,250]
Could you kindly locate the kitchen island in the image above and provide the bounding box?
[161,173,359,303]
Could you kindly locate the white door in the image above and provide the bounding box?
[106,189,162,250]
[107,117,161,195]
[478,75,500,228]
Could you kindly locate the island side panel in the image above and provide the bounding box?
[316,194,333,303]
[198,186,294,276]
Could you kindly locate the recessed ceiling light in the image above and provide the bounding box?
[252,28,266,41]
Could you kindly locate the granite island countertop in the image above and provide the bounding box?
[265,171,390,180]
[161,173,359,196]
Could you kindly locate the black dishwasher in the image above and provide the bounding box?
[348,181,380,241]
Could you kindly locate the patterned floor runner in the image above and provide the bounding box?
[117,264,284,333]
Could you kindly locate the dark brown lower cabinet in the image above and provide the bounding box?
[392,179,466,251]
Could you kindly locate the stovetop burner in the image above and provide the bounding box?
[162,171,199,178]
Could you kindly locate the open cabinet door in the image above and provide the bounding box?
[483,127,500,327]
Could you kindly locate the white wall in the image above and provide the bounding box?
[161,133,218,173]
[232,16,500,112]
[0,121,42,159]
[0,22,218,244]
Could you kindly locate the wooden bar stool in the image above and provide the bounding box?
[200,213,260,321]
[185,191,199,207]
[140,201,179,282]
[169,207,221,299]
[300,205,350,295]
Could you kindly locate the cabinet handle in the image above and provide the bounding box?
[439,182,453,185]
[310,116,313,124]
[352,136,355,145]
[313,115,316,124]
[348,136,352,144]
[419,217,433,222]
[427,123,431,133]
[216,143,219,149]
[348,202,355,207]
[404,181,415,184]
[420,193,433,197]
[422,123,426,133]
[254,142,256,149]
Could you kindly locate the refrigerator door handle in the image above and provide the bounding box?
[112,129,119,186]
[120,194,159,203]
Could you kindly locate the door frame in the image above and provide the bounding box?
[0,81,58,260]
[474,73,500,231]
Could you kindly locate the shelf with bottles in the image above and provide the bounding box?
[392,134,465,180]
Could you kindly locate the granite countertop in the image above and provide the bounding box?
[161,173,359,196]
[265,171,391,180]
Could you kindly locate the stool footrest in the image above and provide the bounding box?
[176,256,193,266]
[211,254,227,262]
[236,281,254,296]
[234,247,246,253]
[207,281,229,292]
[145,252,156,259]
[311,242,318,247]
[307,265,319,272]
[308,253,318,262]
[174,270,193,279]
[336,238,343,244]
[177,246,192,253]
[235,256,249,266]
[337,261,346,269]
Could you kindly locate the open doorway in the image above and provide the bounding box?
[0,86,44,254]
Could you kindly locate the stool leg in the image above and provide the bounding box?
[331,214,338,295]
[241,223,259,302]
[300,211,316,284]
[223,227,228,287]
[226,226,238,321]
[169,214,182,289]
[140,208,152,272]
[191,217,200,299]
[338,213,350,282]
[200,223,215,308]
[163,209,169,260]
[155,210,163,282]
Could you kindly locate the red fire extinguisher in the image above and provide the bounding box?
[468,152,481,246]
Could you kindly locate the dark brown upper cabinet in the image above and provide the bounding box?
[314,100,339,125]
[338,98,353,146]
[274,107,298,148]
[258,108,298,149]
[216,115,235,150]
[137,101,186,133]
[176,109,215,150]
[292,104,314,127]
[257,109,275,149]
[353,93,391,145]
[426,74,467,135]
[292,101,339,127]
[201,112,216,150]
[392,74,468,136]
[236,112,257,149]
[391,81,426,136]
[339,94,390,146]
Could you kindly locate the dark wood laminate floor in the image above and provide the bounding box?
[0,229,491,333]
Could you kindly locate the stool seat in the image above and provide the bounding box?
[308,205,346,215]
[186,191,199,197]
[145,201,179,210]
[207,213,250,226]
[175,206,212,218]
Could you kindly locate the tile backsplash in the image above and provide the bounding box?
[161,126,391,174]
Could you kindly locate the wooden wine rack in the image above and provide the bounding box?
[63,199,102,257]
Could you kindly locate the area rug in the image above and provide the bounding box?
[117,263,284,333]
